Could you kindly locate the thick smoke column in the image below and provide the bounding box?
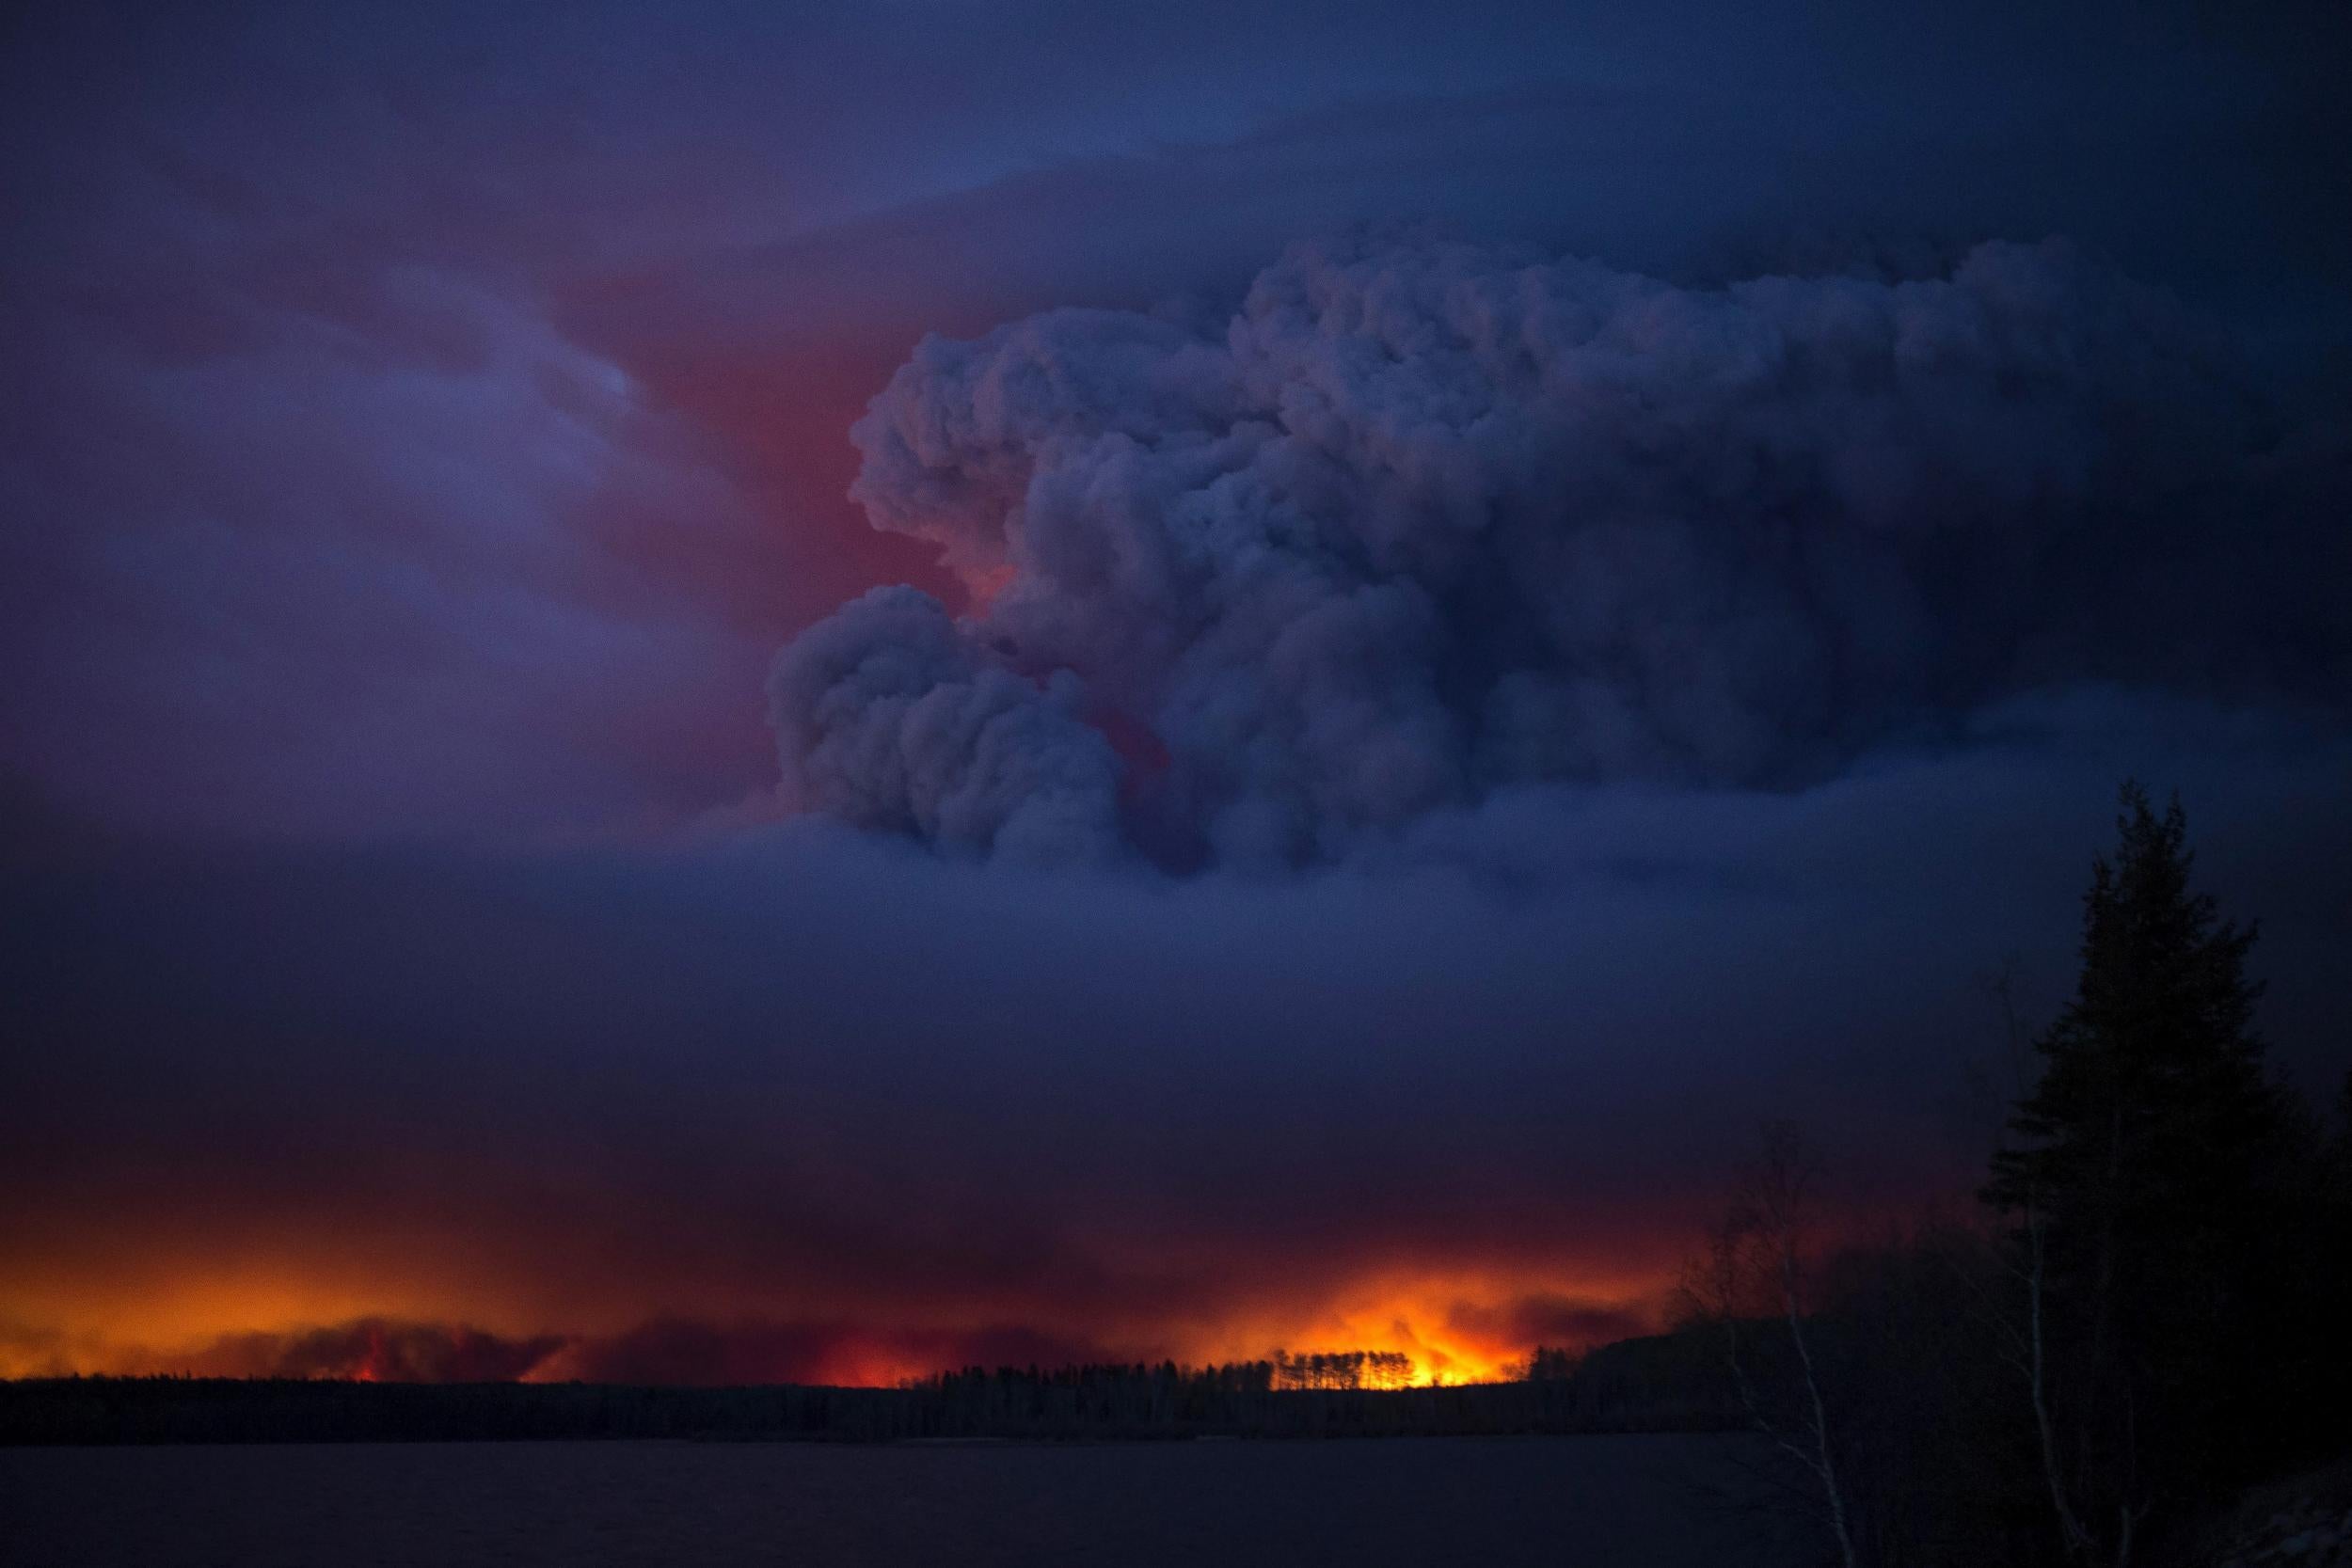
[770,585,1124,866]
[771,236,2328,869]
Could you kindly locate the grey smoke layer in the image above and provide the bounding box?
[771,237,2344,869]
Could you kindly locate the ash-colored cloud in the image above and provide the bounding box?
[770,586,1123,865]
[774,236,2341,868]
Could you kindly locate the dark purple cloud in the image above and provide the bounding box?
[773,236,2346,868]
[770,587,1124,865]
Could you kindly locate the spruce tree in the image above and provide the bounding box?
[1986,783,2285,1534]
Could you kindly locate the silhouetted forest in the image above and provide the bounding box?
[0,1330,1734,1446]
[1683,785,2352,1566]
[4,785,2345,1568]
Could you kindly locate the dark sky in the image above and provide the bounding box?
[2,0,2346,1384]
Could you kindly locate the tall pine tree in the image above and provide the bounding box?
[1987,784,2288,1546]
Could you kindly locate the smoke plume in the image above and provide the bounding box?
[770,236,2342,868]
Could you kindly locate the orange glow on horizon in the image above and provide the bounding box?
[0,1260,1670,1386]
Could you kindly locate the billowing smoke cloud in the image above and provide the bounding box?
[769,586,1124,865]
[771,236,2343,869]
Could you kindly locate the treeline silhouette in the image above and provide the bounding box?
[1687,785,2352,1567]
[0,1332,1736,1445]
[1267,1349,1417,1389]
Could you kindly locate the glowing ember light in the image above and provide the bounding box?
[1268,1350,1421,1390]
[351,1323,388,1383]
[0,1259,1670,1387]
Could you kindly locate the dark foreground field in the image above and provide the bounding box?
[0,1433,1794,1568]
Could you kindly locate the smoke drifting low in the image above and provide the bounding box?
[0,1317,1111,1388]
[6,701,2346,1388]
[3,1297,1659,1388]
[771,237,2344,869]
